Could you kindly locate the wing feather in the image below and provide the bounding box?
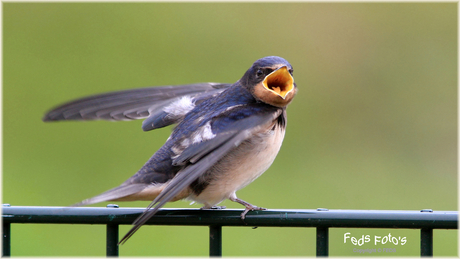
[43,83,229,122]
[70,183,150,207]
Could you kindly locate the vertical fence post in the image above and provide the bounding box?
[420,228,433,257]
[316,227,329,257]
[106,204,119,257]
[106,223,119,257]
[209,225,222,257]
[2,222,11,257]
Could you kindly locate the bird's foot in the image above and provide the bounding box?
[230,197,266,219]
[241,204,266,219]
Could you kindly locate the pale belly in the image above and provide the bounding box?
[189,124,285,207]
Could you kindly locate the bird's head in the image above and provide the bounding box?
[240,56,297,108]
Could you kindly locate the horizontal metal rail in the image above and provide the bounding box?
[2,205,458,257]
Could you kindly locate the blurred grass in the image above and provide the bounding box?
[3,2,457,256]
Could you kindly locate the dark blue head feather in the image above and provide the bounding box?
[252,56,292,68]
[239,56,293,89]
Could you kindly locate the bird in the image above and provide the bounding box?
[43,56,297,244]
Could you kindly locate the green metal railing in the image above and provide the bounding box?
[2,205,457,257]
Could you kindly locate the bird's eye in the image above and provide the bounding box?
[289,69,294,75]
[256,69,264,78]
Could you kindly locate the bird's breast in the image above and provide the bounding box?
[189,120,286,207]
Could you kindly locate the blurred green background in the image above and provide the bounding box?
[3,2,457,256]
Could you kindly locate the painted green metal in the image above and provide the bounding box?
[2,222,11,257]
[106,224,119,256]
[106,204,119,256]
[2,206,458,257]
[316,227,328,256]
[3,206,457,229]
[420,228,433,257]
[209,225,222,257]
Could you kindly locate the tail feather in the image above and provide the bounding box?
[71,184,150,207]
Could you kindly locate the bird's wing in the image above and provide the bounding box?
[43,83,229,130]
[119,105,283,244]
[70,183,150,207]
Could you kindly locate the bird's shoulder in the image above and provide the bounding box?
[172,84,281,139]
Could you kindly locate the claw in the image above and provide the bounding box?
[229,196,266,219]
[241,205,266,219]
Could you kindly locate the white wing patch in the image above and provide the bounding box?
[172,121,217,159]
[191,121,216,144]
[163,96,195,117]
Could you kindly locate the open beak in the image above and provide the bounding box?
[262,66,294,99]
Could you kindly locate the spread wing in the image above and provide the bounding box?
[119,106,283,244]
[43,83,229,130]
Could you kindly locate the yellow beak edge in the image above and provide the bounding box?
[262,66,294,99]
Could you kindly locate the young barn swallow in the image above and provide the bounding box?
[43,56,297,244]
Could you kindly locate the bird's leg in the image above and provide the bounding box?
[229,196,266,219]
